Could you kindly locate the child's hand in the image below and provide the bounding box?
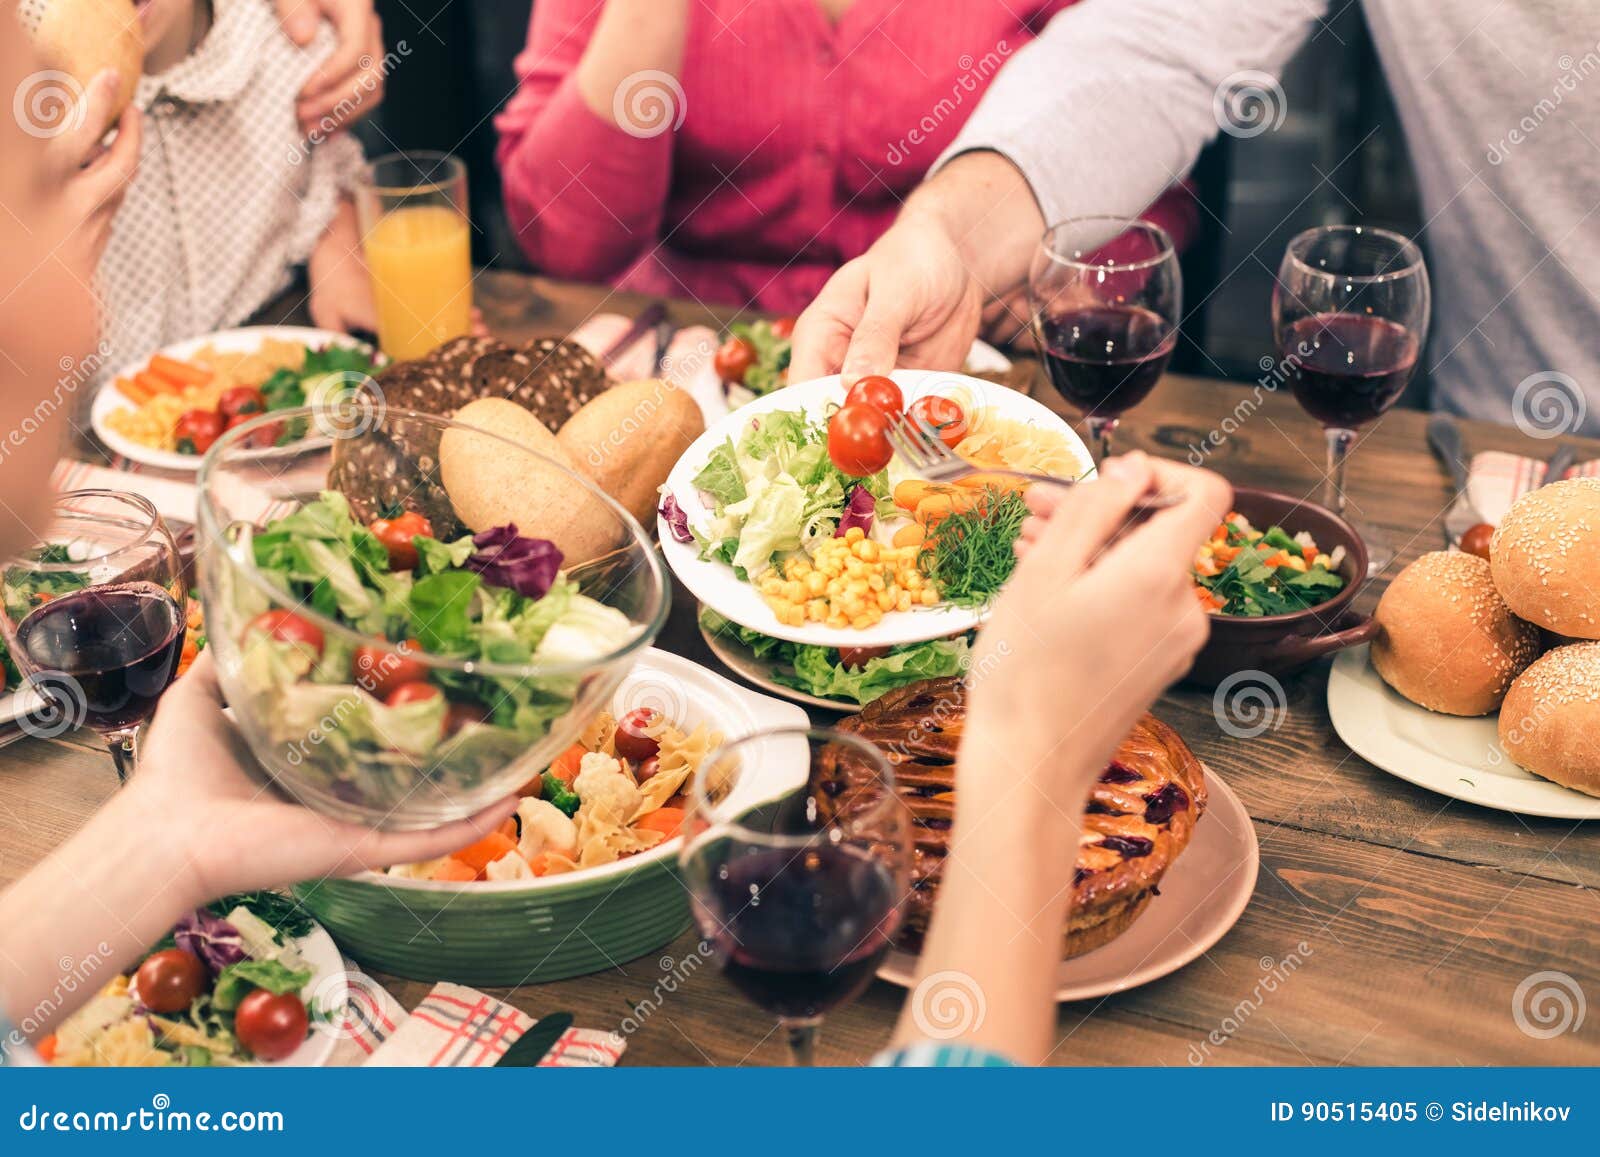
[308,233,377,334]
[45,70,142,271]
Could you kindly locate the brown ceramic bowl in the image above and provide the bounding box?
[1185,487,1377,687]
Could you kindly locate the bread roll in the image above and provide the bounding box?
[1490,477,1600,639]
[439,398,619,567]
[18,0,143,137]
[1371,551,1540,716]
[1499,643,1600,797]
[557,379,704,526]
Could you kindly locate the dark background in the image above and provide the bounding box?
[357,1,1424,389]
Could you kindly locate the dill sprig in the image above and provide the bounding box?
[919,487,1029,607]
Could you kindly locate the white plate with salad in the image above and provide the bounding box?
[41,892,345,1067]
[91,326,381,473]
[658,369,1092,649]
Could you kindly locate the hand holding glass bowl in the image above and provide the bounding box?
[196,407,668,830]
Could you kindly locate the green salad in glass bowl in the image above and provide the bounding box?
[197,407,669,830]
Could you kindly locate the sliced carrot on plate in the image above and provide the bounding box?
[452,830,517,873]
[429,857,478,883]
[148,354,212,389]
[115,377,153,405]
[634,807,685,840]
[549,741,587,787]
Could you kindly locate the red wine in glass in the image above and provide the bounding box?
[1281,313,1419,428]
[1040,304,1177,416]
[14,582,185,732]
[703,844,902,1021]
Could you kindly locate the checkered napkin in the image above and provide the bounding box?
[51,456,295,527]
[325,961,624,1068]
[568,312,729,425]
[1466,450,1600,525]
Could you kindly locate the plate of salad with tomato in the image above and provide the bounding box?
[658,368,1088,649]
[38,892,344,1067]
[91,327,382,473]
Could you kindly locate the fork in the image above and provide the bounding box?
[884,411,1184,513]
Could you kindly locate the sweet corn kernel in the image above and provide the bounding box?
[844,527,865,543]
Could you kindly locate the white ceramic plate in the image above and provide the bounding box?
[284,920,345,1066]
[90,326,378,473]
[699,616,855,713]
[659,368,1092,649]
[1327,645,1600,820]
[877,765,1259,1001]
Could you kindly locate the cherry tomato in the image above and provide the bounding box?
[234,989,308,1062]
[446,701,490,735]
[1460,522,1496,561]
[369,512,434,571]
[907,396,969,449]
[614,708,661,762]
[714,336,756,384]
[354,641,429,699]
[828,403,894,476]
[843,375,904,419]
[226,413,285,449]
[246,609,324,657]
[769,316,797,338]
[634,756,661,783]
[836,645,891,670]
[384,681,440,707]
[218,386,266,421]
[134,948,207,1014]
[174,410,224,456]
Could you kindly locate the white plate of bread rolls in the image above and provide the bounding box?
[1328,478,1600,819]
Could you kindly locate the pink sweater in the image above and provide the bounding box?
[496,0,1199,315]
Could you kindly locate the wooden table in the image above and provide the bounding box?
[6,271,1597,1066]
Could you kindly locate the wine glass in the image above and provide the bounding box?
[1273,225,1430,573]
[681,726,910,1066]
[1028,216,1182,463]
[0,491,185,781]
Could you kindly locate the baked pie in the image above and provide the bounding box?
[827,676,1206,957]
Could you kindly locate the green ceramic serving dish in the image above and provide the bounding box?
[294,648,807,986]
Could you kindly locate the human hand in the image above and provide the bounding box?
[130,651,516,905]
[961,454,1231,835]
[789,205,984,385]
[43,70,141,273]
[276,0,386,134]
[308,231,378,335]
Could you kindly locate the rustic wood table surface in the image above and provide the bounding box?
[5,271,1597,1067]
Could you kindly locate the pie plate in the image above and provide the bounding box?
[876,765,1258,1001]
[659,369,1093,650]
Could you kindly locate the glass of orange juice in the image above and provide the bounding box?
[356,152,473,361]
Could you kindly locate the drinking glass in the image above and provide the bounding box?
[1028,216,1182,463]
[0,491,185,781]
[1273,225,1429,572]
[355,151,473,361]
[681,726,910,1066]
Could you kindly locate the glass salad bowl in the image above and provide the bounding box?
[196,406,670,830]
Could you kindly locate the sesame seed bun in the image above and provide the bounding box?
[1371,551,1541,716]
[1498,643,1600,797]
[1490,477,1600,640]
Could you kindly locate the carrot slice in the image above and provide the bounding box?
[429,857,478,883]
[148,354,212,389]
[135,370,179,396]
[452,831,517,873]
[115,377,153,405]
[36,1034,57,1063]
[634,807,685,840]
[496,817,518,841]
[549,741,587,787]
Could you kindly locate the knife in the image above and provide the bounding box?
[497,1012,574,1067]
[1538,443,1576,489]
[1426,415,1487,547]
[650,318,678,376]
[599,303,668,368]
